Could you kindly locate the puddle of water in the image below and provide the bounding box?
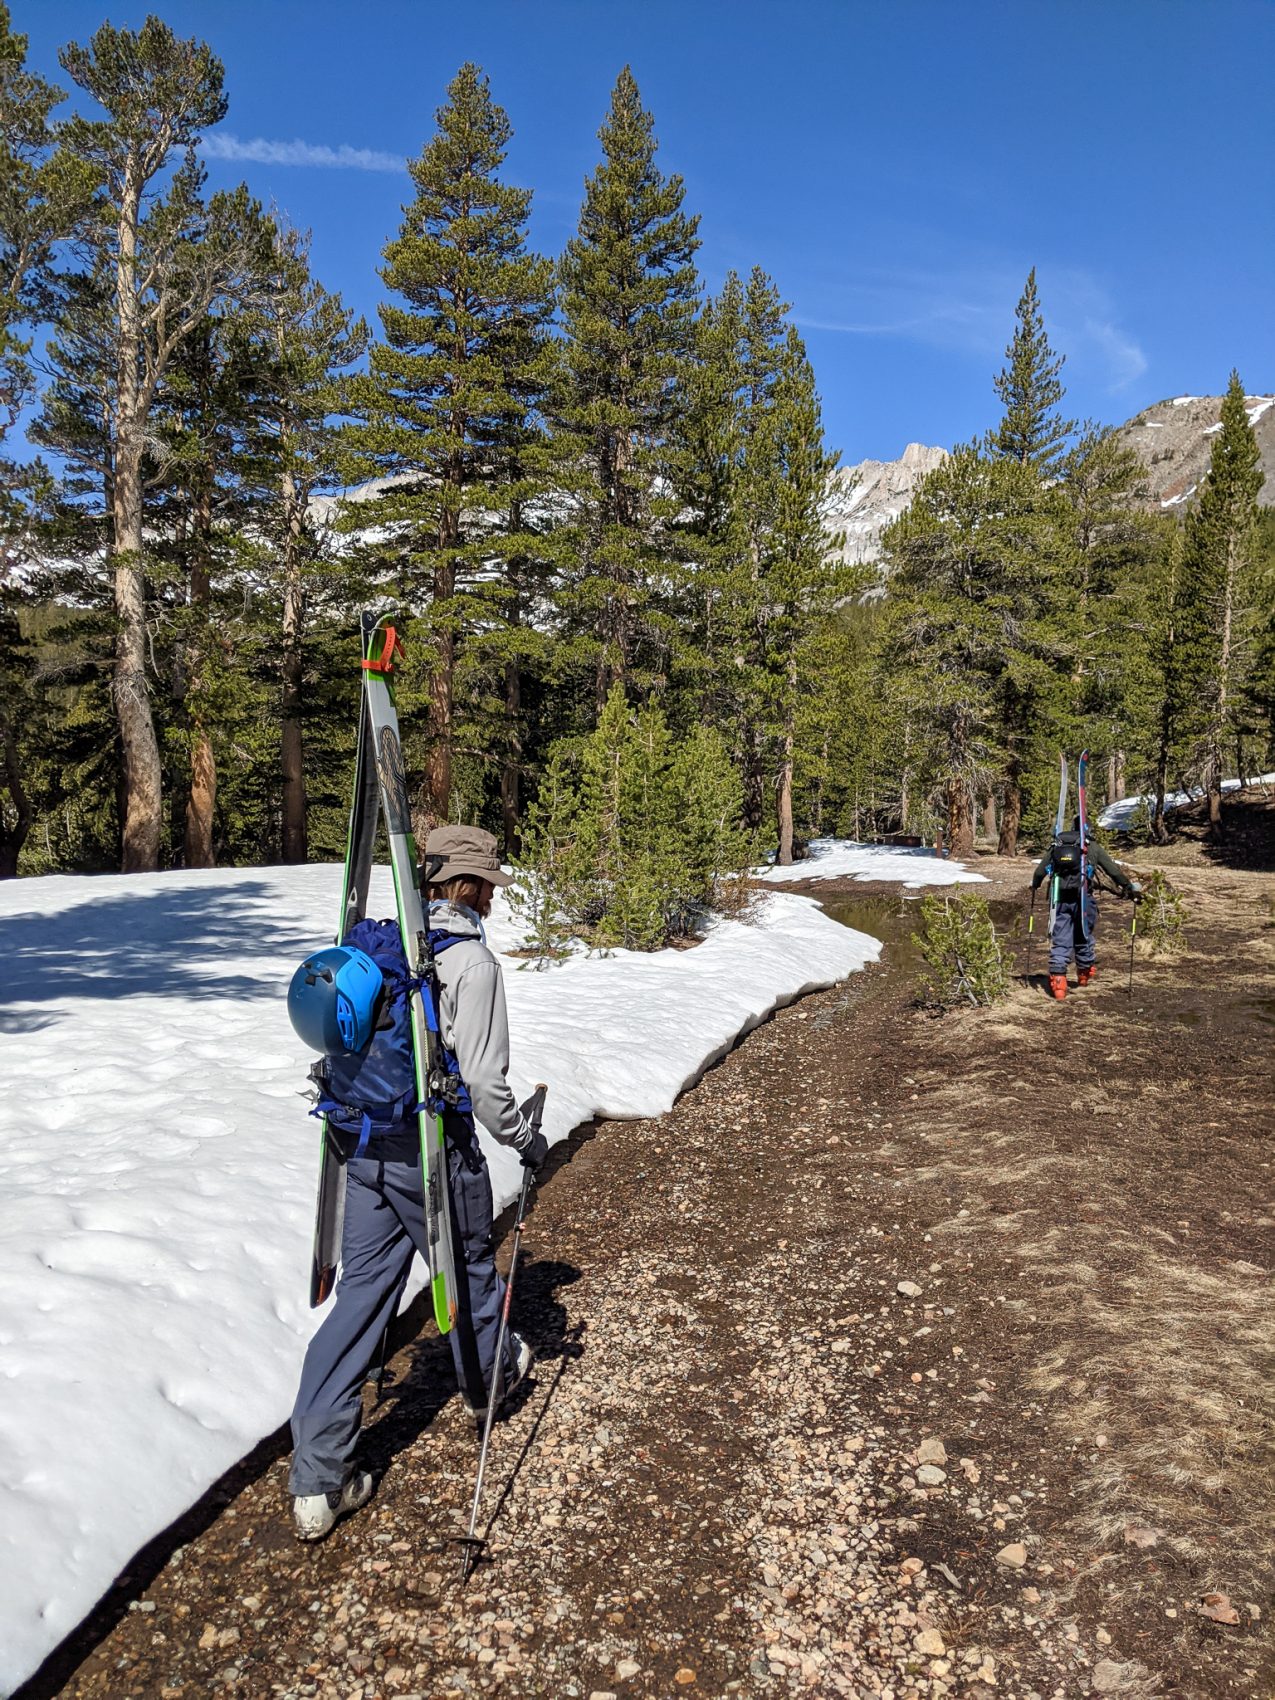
[819,892,1024,976]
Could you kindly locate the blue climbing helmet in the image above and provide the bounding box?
[288,945,383,1054]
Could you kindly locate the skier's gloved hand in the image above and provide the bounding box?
[1130,883,1144,902]
[519,1129,549,1171]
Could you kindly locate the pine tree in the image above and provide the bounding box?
[235,221,368,862]
[1170,372,1266,830]
[1059,424,1158,814]
[767,328,843,863]
[881,447,1074,857]
[0,4,92,876]
[988,268,1075,474]
[554,67,700,710]
[344,62,555,835]
[56,18,267,870]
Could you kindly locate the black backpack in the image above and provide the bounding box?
[1050,829,1086,893]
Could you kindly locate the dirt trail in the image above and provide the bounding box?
[17,861,1273,1700]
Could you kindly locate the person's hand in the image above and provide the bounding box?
[519,1129,549,1171]
[1130,883,1144,902]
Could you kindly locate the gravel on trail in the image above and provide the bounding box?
[17,859,1272,1700]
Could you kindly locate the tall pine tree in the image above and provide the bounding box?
[1169,372,1266,830]
[345,62,555,833]
[554,67,700,711]
[988,267,1075,474]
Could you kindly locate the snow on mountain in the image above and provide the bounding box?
[823,441,948,567]
[1118,392,1275,510]
[0,853,1002,1692]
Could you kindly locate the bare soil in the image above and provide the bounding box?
[15,854,1273,1700]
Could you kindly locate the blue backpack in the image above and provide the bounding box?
[311,918,471,1155]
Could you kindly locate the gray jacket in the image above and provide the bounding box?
[429,901,532,1152]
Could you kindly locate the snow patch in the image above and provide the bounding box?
[1170,395,1199,407]
[1099,773,1275,830]
[1246,397,1274,426]
[0,861,887,1691]
[756,838,986,888]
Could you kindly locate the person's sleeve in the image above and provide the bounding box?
[1093,842,1135,895]
[1030,854,1051,890]
[449,959,532,1149]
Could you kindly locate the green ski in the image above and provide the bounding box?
[361,617,459,1337]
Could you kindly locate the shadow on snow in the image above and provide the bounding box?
[0,879,316,1010]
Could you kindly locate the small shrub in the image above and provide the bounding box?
[913,891,1010,1010]
[1137,869,1187,955]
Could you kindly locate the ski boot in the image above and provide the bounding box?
[293,1470,374,1542]
[1076,965,1096,987]
[462,1333,534,1424]
[1048,973,1068,1001]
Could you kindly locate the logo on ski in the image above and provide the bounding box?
[376,727,411,835]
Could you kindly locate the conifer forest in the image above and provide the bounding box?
[2,7,1272,906]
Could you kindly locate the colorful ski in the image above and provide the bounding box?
[362,618,459,1337]
[310,618,382,1306]
[1077,748,1097,943]
[1047,753,1068,937]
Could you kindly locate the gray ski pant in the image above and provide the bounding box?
[289,1111,514,1496]
[1049,896,1097,974]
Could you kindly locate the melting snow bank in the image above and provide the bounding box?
[0,862,880,1692]
[1100,773,1275,831]
[757,836,987,887]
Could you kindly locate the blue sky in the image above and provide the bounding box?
[18,0,1275,465]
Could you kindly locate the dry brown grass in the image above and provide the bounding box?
[1017,1223,1273,1601]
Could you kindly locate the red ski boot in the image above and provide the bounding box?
[1048,973,1068,1001]
[1076,965,1096,988]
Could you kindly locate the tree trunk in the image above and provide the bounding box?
[946,777,974,859]
[1208,536,1239,835]
[501,658,521,857]
[1114,748,1126,800]
[997,759,1021,856]
[112,157,163,873]
[0,716,31,879]
[981,793,997,842]
[776,689,795,865]
[183,486,216,869]
[280,469,308,863]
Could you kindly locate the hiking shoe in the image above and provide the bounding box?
[462,1333,534,1423]
[1048,973,1068,1001]
[1076,965,1096,987]
[293,1471,373,1542]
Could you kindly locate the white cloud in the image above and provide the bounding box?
[201,132,403,173]
[794,256,1147,394]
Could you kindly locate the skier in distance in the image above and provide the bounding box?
[286,825,548,1540]
[1031,815,1141,1001]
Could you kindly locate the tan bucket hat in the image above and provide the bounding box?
[423,824,512,888]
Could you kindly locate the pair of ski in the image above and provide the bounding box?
[1046,748,1095,943]
[309,612,457,1336]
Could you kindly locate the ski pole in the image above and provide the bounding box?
[1026,892,1036,983]
[458,1083,548,1581]
[1128,904,1137,996]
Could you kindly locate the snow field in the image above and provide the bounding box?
[0,861,881,1693]
[757,836,987,888]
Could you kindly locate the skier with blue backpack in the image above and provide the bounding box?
[1031,814,1141,1000]
[285,825,548,1541]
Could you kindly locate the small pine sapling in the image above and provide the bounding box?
[1138,869,1187,955]
[913,891,1010,1010]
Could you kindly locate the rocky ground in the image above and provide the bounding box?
[16,851,1273,1700]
